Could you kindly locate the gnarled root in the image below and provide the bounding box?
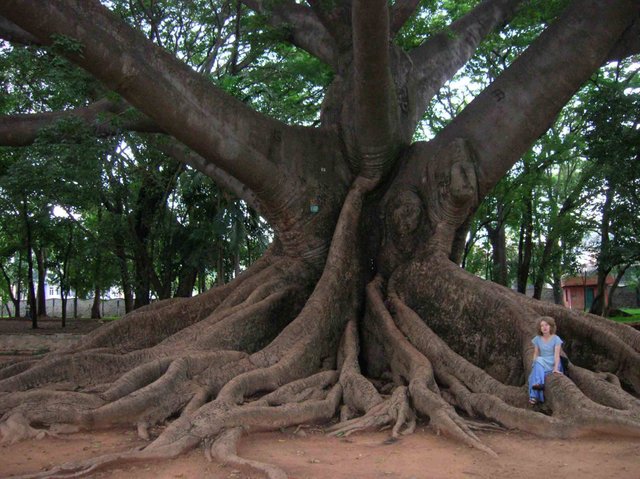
[328,386,415,439]
[208,427,288,479]
[387,254,640,442]
[366,277,496,454]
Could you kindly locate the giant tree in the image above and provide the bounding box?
[1,1,640,477]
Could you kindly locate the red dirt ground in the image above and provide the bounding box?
[1,319,639,478]
[1,426,639,479]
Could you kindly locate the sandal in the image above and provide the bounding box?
[529,398,537,405]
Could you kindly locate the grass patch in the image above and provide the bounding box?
[609,314,640,324]
[99,316,120,322]
[609,308,640,323]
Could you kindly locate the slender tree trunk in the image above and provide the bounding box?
[0,264,20,317]
[603,264,630,317]
[533,234,560,299]
[590,182,613,316]
[552,270,563,305]
[14,250,22,318]
[114,235,134,313]
[35,247,46,318]
[61,294,67,327]
[91,286,101,319]
[486,204,508,286]
[21,199,37,328]
[234,251,241,279]
[216,242,225,286]
[517,189,533,294]
[175,266,197,297]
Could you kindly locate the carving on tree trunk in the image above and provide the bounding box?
[0,0,639,477]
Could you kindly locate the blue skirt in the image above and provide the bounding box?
[528,361,563,403]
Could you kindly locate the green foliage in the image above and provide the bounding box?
[0,44,98,114]
[580,62,640,277]
[50,34,84,56]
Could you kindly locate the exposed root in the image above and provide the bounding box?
[569,364,640,411]
[4,443,188,479]
[366,277,497,455]
[99,357,174,402]
[327,386,415,439]
[389,291,525,405]
[387,262,640,441]
[0,390,104,432]
[0,361,37,381]
[3,376,327,479]
[405,253,640,393]
[0,352,139,393]
[64,247,280,354]
[337,319,384,414]
[0,413,55,444]
[208,427,288,479]
[253,370,339,407]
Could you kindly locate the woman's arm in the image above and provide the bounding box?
[553,343,562,374]
[532,344,539,364]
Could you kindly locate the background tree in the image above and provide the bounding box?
[0,1,639,478]
[582,64,640,316]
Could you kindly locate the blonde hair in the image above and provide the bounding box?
[536,316,557,335]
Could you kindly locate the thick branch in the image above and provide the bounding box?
[390,0,421,37]
[0,1,294,202]
[607,15,640,60]
[0,99,160,147]
[306,0,351,52]
[0,15,39,44]
[242,0,337,67]
[435,0,639,197]
[351,0,398,178]
[150,137,259,211]
[409,0,525,124]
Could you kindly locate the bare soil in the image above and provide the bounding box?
[1,427,639,479]
[1,319,639,479]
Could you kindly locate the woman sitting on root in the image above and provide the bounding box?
[528,316,563,405]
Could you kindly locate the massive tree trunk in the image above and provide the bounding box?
[1,1,639,477]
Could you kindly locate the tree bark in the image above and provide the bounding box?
[517,187,533,294]
[486,203,508,286]
[0,264,20,318]
[35,247,46,318]
[91,286,101,320]
[590,181,614,316]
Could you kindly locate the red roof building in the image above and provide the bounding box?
[561,274,615,311]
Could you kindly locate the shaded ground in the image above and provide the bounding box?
[0,318,106,361]
[1,318,639,478]
[0,318,106,335]
[1,427,639,478]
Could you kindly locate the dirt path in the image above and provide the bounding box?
[1,426,639,479]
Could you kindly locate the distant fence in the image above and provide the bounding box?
[1,298,127,319]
